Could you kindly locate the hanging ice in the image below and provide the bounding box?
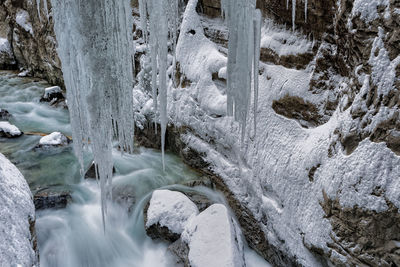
[304,0,308,22]
[138,0,180,169]
[292,0,296,31]
[51,0,135,229]
[221,0,262,141]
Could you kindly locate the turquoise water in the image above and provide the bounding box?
[0,71,270,267]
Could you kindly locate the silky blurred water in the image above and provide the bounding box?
[0,71,270,267]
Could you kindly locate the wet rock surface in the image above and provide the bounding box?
[33,187,72,210]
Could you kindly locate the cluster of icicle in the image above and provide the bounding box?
[50,0,135,229]
[287,0,308,31]
[221,0,262,141]
[138,0,181,168]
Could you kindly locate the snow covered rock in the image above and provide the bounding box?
[145,189,199,242]
[38,131,70,147]
[0,153,38,266]
[40,86,64,104]
[0,121,22,137]
[0,108,11,121]
[181,204,245,267]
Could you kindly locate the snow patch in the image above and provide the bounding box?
[16,9,34,35]
[351,0,390,23]
[260,19,313,56]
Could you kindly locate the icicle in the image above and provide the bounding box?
[36,0,41,22]
[51,0,135,229]
[304,0,307,22]
[138,0,180,169]
[292,0,296,31]
[287,0,289,10]
[222,0,261,142]
[253,9,261,137]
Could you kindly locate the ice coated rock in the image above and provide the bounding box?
[0,153,37,266]
[0,121,22,137]
[38,132,70,146]
[145,189,199,242]
[181,204,245,267]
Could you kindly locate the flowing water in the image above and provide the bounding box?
[0,71,270,267]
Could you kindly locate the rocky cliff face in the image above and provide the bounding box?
[0,0,63,86]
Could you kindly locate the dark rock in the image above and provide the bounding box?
[34,188,72,210]
[184,191,214,212]
[168,238,190,267]
[0,109,11,121]
[272,94,325,128]
[84,161,116,179]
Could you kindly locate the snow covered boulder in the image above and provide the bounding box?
[37,132,71,147]
[0,153,38,266]
[0,121,23,138]
[0,108,11,121]
[40,86,64,104]
[181,204,245,267]
[145,189,199,242]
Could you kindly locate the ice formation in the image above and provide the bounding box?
[138,0,180,169]
[221,0,262,141]
[139,0,181,168]
[304,0,307,22]
[50,0,135,228]
[292,0,296,31]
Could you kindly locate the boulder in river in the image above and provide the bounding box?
[144,189,199,242]
[34,188,72,210]
[0,108,11,121]
[36,132,71,148]
[0,121,22,137]
[181,204,245,267]
[40,86,64,105]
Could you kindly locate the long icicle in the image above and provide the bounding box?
[138,0,180,170]
[222,0,262,143]
[51,0,135,230]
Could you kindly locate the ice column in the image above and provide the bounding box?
[51,0,135,228]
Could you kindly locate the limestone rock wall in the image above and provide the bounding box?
[0,0,63,86]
